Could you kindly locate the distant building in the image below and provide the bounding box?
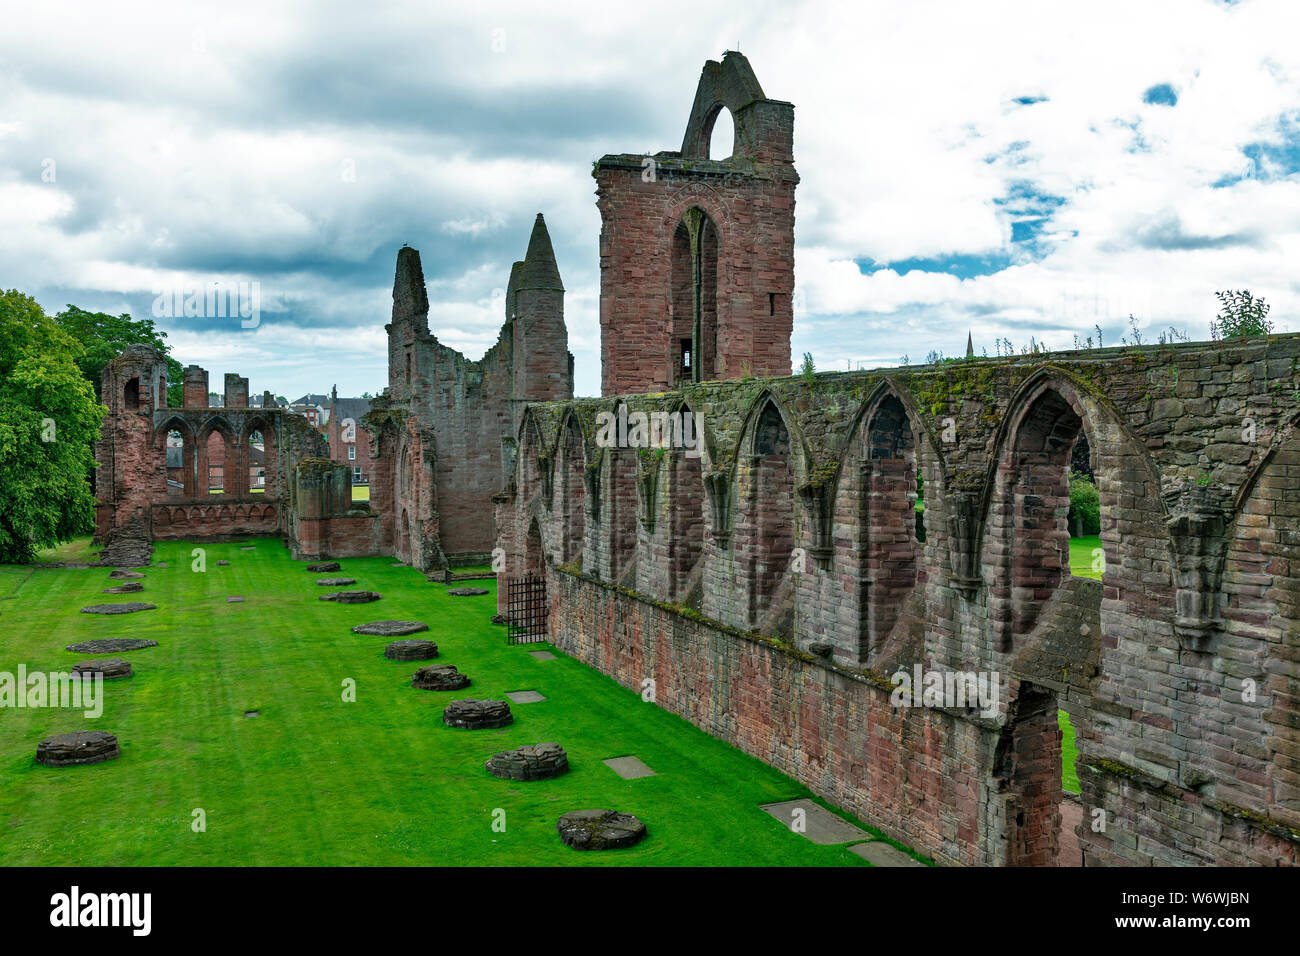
[326,387,373,484]
[288,393,330,427]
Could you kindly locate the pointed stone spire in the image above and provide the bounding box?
[518,214,564,292]
[966,331,975,359]
[392,245,429,324]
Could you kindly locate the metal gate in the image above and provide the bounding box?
[505,573,548,645]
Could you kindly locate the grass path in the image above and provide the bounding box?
[0,540,924,866]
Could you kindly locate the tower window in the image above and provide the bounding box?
[769,292,776,315]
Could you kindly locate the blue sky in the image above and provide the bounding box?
[1,0,1297,397]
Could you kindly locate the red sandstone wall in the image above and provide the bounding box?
[549,567,1024,867]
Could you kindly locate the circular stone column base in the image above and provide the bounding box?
[319,591,381,604]
[71,659,133,680]
[316,577,356,586]
[411,665,470,691]
[384,639,439,661]
[556,809,647,850]
[486,743,568,780]
[103,582,144,594]
[442,699,513,729]
[65,638,159,654]
[306,562,341,573]
[108,570,145,580]
[355,621,429,636]
[80,603,156,614]
[36,731,120,767]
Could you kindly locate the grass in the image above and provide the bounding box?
[1059,710,1080,795]
[1056,534,1100,796]
[1069,534,1104,580]
[33,536,99,565]
[0,539,927,866]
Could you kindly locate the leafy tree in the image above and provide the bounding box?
[1067,469,1101,537]
[0,291,106,562]
[53,305,184,406]
[1210,289,1273,340]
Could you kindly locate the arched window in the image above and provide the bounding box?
[706,106,735,160]
[863,394,921,657]
[669,208,719,384]
[738,401,795,628]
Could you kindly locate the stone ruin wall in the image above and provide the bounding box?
[366,218,572,572]
[94,344,378,560]
[497,336,1300,866]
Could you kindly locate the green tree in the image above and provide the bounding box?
[1210,289,1273,340]
[0,291,106,562]
[1067,469,1101,537]
[54,304,184,406]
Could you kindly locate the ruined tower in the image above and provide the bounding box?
[593,51,798,395]
[372,216,572,569]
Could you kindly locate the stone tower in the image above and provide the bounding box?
[593,51,798,395]
[373,216,572,569]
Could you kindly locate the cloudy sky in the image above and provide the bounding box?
[2,0,1297,400]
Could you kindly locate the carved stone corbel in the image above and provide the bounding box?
[583,463,601,519]
[945,491,983,599]
[796,469,836,566]
[1165,484,1230,651]
[705,471,731,545]
[636,466,658,533]
[537,453,553,505]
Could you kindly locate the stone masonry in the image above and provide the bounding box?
[364,217,573,571]
[498,337,1300,866]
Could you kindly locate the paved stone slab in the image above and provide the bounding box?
[759,799,869,845]
[447,587,489,596]
[847,840,927,867]
[557,809,647,851]
[316,577,357,586]
[109,570,145,580]
[227,596,244,603]
[506,690,547,704]
[603,755,655,780]
[306,562,341,573]
[217,560,229,566]
[66,638,159,654]
[529,650,557,660]
[80,603,156,615]
[240,546,256,551]
[156,562,167,568]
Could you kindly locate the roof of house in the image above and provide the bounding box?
[289,394,330,407]
[330,398,372,430]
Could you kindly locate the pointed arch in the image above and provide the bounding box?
[554,410,588,566]
[734,393,799,629]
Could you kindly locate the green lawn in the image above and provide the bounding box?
[1069,534,1104,580]
[1057,534,1100,796]
[1059,710,1080,795]
[0,539,926,866]
[34,535,100,565]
